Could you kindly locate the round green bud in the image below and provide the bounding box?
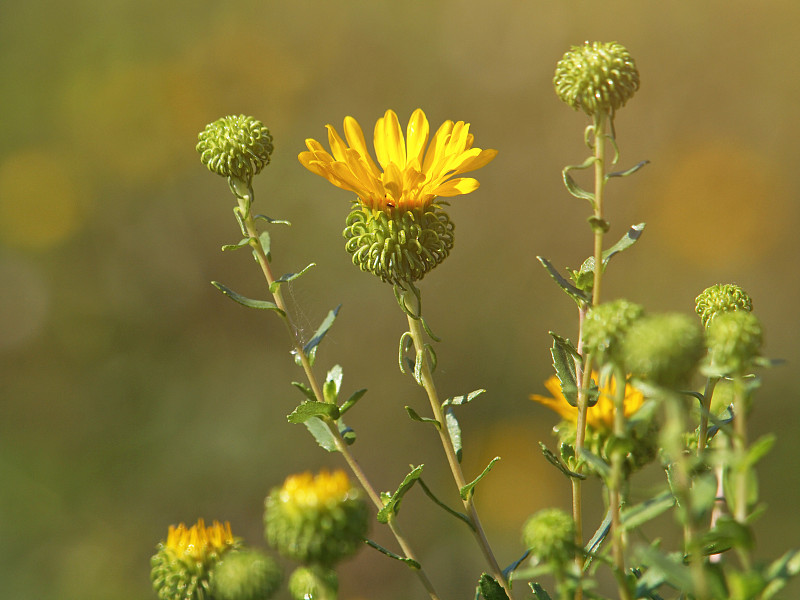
[706,310,763,375]
[522,508,576,566]
[621,313,705,389]
[288,566,338,600]
[695,283,753,328]
[151,520,240,600]
[343,204,454,285]
[211,549,282,600]
[264,470,368,567]
[197,115,274,182]
[554,41,640,117]
[582,299,645,361]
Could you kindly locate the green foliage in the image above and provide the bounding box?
[377,465,424,524]
[460,457,500,501]
[211,281,285,315]
[303,306,341,356]
[477,573,509,600]
[269,263,315,294]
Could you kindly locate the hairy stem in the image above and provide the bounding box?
[401,287,513,600]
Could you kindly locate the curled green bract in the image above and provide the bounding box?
[554,41,640,117]
[197,115,274,182]
[343,204,454,285]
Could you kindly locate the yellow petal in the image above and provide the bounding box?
[530,393,578,423]
[405,109,429,167]
[326,125,349,162]
[382,162,404,202]
[377,109,406,169]
[422,120,454,174]
[452,148,498,176]
[343,116,381,176]
[433,177,480,197]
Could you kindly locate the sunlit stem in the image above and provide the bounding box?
[591,112,609,307]
[231,183,441,600]
[609,366,632,600]
[732,375,752,571]
[400,287,513,600]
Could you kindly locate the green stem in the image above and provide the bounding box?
[590,113,609,307]
[608,367,632,600]
[233,187,441,600]
[401,287,513,600]
[697,376,720,455]
[732,375,752,571]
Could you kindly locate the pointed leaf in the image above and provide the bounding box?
[744,433,776,468]
[364,538,421,570]
[405,406,440,428]
[376,465,424,524]
[460,457,500,501]
[550,333,578,406]
[529,583,553,600]
[578,448,610,479]
[562,157,598,204]
[221,237,250,251]
[445,409,462,463]
[761,548,800,599]
[443,389,486,408]
[269,263,316,293]
[477,573,508,600]
[536,256,590,304]
[503,551,531,580]
[606,159,650,180]
[621,491,675,531]
[303,416,338,452]
[258,231,271,261]
[287,400,340,424]
[576,223,646,282]
[586,507,613,559]
[540,443,585,480]
[303,305,341,355]
[291,381,317,402]
[339,388,367,415]
[253,214,291,226]
[417,477,474,530]
[323,364,344,405]
[211,281,286,315]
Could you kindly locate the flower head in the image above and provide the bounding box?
[695,283,753,328]
[298,109,497,213]
[554,41,640,117]
[264,469,368,567]
[197,115,274,182]
[531,373,643,431]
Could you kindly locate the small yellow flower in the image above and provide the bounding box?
[279,469,354,509]
[298,109,497,212]
[165,518,236,562]
[531,373,644,431]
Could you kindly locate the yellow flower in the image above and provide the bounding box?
[531,373,644,431]
[298,109,497,212]
[279,469,354,509]
[165,518,236,562]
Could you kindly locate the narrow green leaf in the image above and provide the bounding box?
[376,464,424,524]
[744,433,776,468]
[258,231,271,261]
[443,389,486,408]
[287,400,340,424]
[540,443,585,480]
[364,538,421,570]
[417,477,474,530]
[304,416,338,452]
[578,448,610,480]
[586,507,612,559]
[621,491,675,531]
[405,406,440,428]
[536,256,590,304]
[550,333,578,406]
[398,331,413,374]
[291,381,317,402]
[413,349,424,385]
[445,409,462,463]
[253,214,291,226]
[576,223,646,283]
[503,551,531,580]
[211,281,286,315]
[322,364,343,405]
[636,547,695,595]
[761,548,800,599]
[606,159,650,180]
[338,418,356,446]
[339,388,367,415]
[477,573,508,600]
[221,237,250,251]
[562,157,598,204]
[460,457,500,501]
[529,582,553,600]
[303,305,341,355]
[269,263,316,293]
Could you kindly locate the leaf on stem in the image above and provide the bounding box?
[477,573,509,600]
[574,223,646,285]
[405,406,441,428]
[529,582,553,600]
[761,548,800,599]
[253,214,291,226]
[605,159,650,180]
[562,157,598,206]
[540,442,586,480]
[269,263,316,293]
[620,491,675,532]
[303,305,341,355]
[323,364,344,404]
[338,418,356,446]
[376,464,424,524]
[549,332,579,407]
[578,448,610,480]
[536,256,590,305]
[339,388,367,415]
[460,457,500,501]
[363,538,421,570]
[445,409,463,462]
[287,400,340,424]
[442,389,486,408]
[303,416,338,452]
[221,237,250,251]
[291,381,316,402]
[211,281,286,316]
[257,231,271,262]
[417,477,474,530]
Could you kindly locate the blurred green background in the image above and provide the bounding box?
[2,1,799,598]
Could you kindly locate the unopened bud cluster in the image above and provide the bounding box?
[197,115,274,182]
[582,299,645,361]
[522,508,576,566]
[695,283,753,328]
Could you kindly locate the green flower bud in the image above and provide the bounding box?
[264,470,368,567]
[151,519,240,600]
[621,313,705,389]
[522,508,576,566]
[288,566,338,600]
[211,549,282,600]
[582,299,645,361]
[197,115,274,182]
[706,310,763,375]
[343,204,454,285]
[695,283,753,328]
[554,41,640,117]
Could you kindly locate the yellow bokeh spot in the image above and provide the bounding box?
[651,141,789,266]
[280,469,353,508]
[0,149,87,249]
